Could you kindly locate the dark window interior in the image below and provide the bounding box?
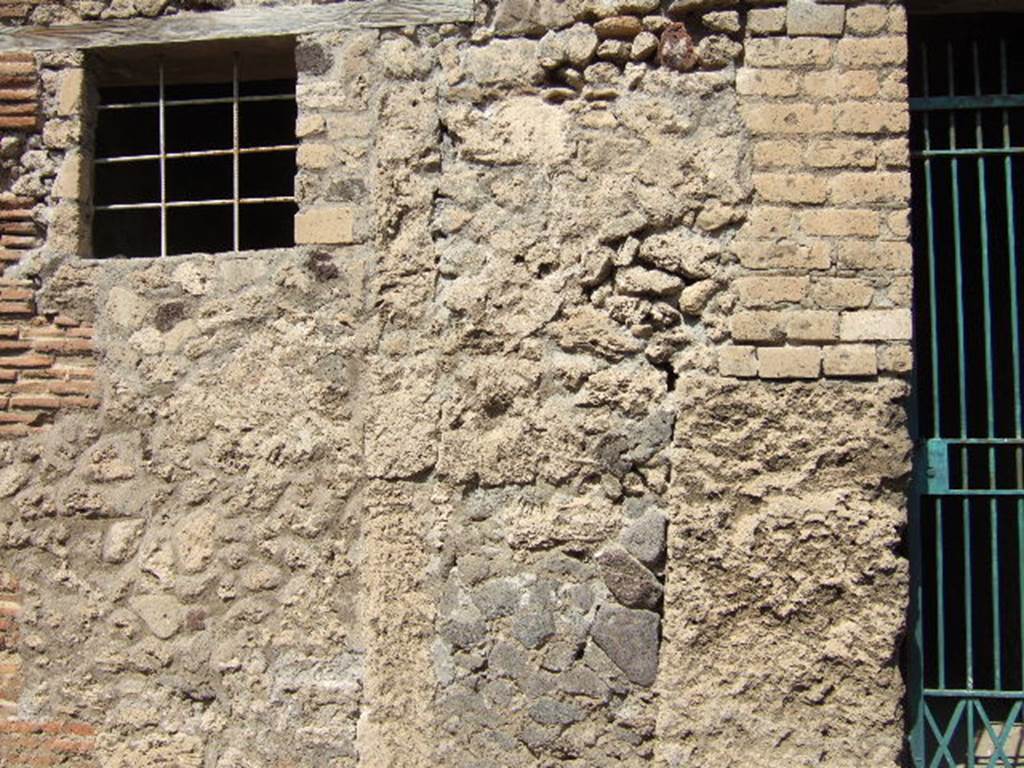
[90,39,298,259]
[909,12,1024,766]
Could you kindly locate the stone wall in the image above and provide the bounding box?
[0,0,913,766]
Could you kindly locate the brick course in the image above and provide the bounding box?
[727,0,912,381]
[0,280,98,437]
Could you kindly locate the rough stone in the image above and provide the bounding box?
[630,31,660,62]
[581,0,660,19]
[493,0,575,35]
[658,22,697,72]
[591,606,661,686]
[528,697,584,725]
[103,520,144,564]
[615,266,683,297]
[697,35,742,69]
[563,23,600,68]
[597,39,632,63]
[513,606,556,649]
[597,545,663,609]
[702,10,740,34]
[620,512,667,568]
[129,594,185,640]
[594,15,643,40]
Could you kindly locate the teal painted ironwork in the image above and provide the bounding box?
[909,15,1024,767]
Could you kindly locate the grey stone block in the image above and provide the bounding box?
[597,545,663,609]
[591,605,661,687]
[620,511,667,568]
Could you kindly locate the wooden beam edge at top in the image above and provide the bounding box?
[0,0,476,52]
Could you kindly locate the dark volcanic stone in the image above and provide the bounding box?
[591,605,660,686]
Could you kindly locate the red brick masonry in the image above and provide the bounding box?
[0,574,97,767]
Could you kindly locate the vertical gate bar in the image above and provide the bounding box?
[999,37,1024,696]
[232,54,240,254]
[947,42,974,701]
[1001,36,1024,441]
[913,44,937,765]
[158,60,167,259]
[973,41,1002,691]
[922,41,948,696]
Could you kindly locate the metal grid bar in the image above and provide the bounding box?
[913,147,1024,159]
[95,197,295,211]
[95,144,297,165]
[911,93,1024,111]
[158,60,167,258]
[232,54,240,253]
[98,93,293,110]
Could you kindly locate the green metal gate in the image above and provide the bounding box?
[910,14,1024,767]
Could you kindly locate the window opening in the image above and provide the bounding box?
[91,41,297,258]
[908,13,1024,767]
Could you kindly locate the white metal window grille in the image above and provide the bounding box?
[92,52,297,258]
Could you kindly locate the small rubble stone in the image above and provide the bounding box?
[624,409,675,465]
[513,608,556,649]
[702,10,740,34]
[679,279,719,315]
[564,23,600,67]
[542,87,577,104]
[584,61,621,85]
[620,512,667,568]
[130,594,184,640]
[559,666,610,699]
[642,14,669,33]
[597,39,632,63]
[597,545,663,609]
[658,23,697,72]
[528,697,583,725]
[559,66,585,88]
[591,606,660,686]
[582,0,660,19]
[631,32,660,62]
[594,15,643,40]
[538,30,567,69]
[698,35,742,69]
[666,0,727,17]
[616,266,683,297]
[615,236,640,267]
[103,520,143,564]
[581,248,614,287]
[442,606,488,649]
[472,579,520,619]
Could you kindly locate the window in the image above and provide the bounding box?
[89,39,298,258]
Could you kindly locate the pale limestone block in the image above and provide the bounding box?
[295,206,355,244]
[758,346,822,379]
[823,344,878,377]
[786,0,845,37]
[735,276,809,307]
[786,310,838,342]
[56,68,84,116]
[747,7,786,36]
[839,309,912,341]
[718,345,758,378]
